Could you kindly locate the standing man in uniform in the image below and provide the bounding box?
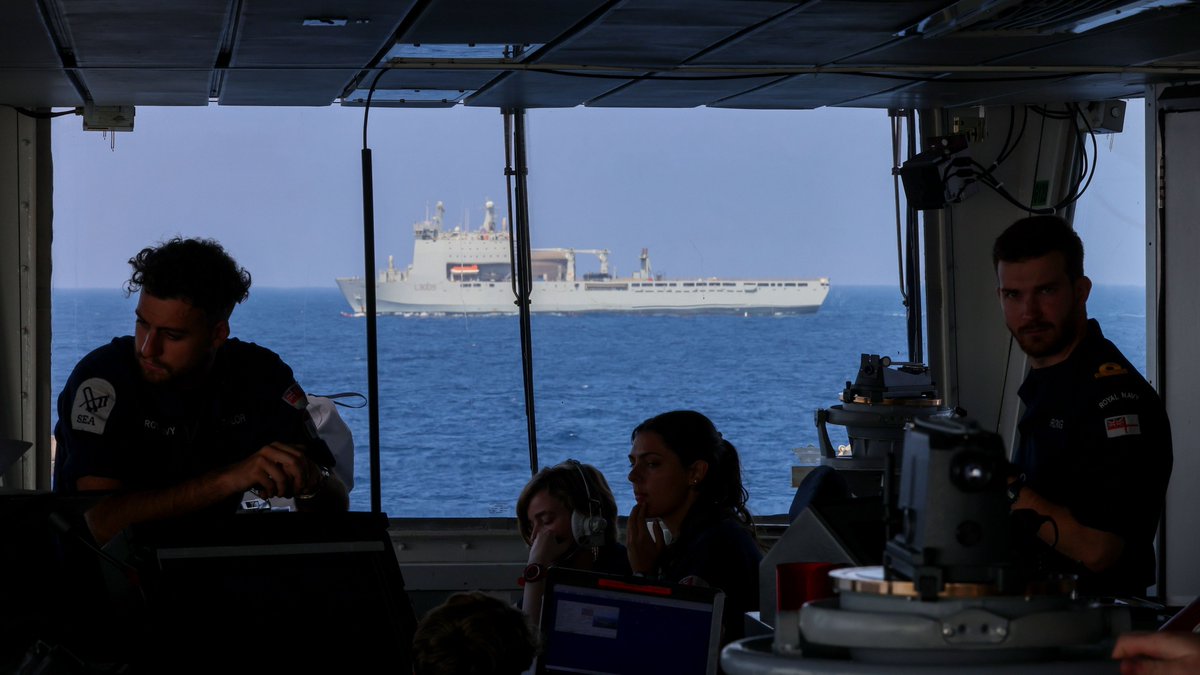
[994,215,1172,596]
[54,237,348,544]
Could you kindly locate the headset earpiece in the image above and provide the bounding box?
[567,459,607,548]
[571,510,607,549]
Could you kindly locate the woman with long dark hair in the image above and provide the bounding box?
[626,410,762,642]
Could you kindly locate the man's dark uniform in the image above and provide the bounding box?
[53,336,333,503]
[1015,319,1172,596]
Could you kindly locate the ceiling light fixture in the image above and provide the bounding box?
[383,43,543,62]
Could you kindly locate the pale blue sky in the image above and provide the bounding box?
[49,102,1146,289]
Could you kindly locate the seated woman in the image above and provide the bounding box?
[626,410,763,643]
[516,460,631,619]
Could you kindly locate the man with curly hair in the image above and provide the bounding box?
[53,237,347,544]
[413,592,538,675]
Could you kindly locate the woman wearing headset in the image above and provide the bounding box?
[626,410,762,643]
[516,460,631,620]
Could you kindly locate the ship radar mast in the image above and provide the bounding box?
[639,248,653,279]
[414,200,446,240]
[483,200,496,232]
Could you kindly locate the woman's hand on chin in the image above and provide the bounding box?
[528,529,573,566]
[626,502,666,575]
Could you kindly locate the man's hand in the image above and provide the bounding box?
[1113,632,1200,675]
[626,502,666,575]
[1010,484,1124,572]
[222,442,323,498]
[80,441,336,545]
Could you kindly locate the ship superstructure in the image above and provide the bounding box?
[336,201,830,315]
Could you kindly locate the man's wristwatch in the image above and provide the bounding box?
[1006,474,1026,506]
[521,562,549,585]
[297,465,332,500]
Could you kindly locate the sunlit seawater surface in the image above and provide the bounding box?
[51,285,1146,518]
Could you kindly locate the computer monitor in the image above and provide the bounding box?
[108,511,416,671]
[537,568,724,675]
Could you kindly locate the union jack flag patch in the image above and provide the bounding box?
[282,382,308,410]
[1104,414,1141,438]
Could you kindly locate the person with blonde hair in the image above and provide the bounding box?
[515,460,630,619]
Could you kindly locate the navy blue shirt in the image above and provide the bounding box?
[53,336,332,504]
[1015,319,1172,596]
[655,504,762,643]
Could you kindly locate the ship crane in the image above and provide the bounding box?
[570,249,610,276]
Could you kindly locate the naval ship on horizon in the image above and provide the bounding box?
[335,200,830,315]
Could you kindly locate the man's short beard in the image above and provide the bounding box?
[1015,316,1079,360]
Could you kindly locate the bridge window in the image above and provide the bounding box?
[49,102,1149,520]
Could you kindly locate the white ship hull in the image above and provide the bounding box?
[335,276,829,315]
[336,200,829,315]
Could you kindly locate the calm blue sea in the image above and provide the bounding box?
[51,285,1146,518]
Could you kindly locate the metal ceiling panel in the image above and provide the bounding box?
[220,1,419,106]
[587,74,789,107]
[538,0,792,68]
[963,73,1158,106]
[5,0,1200,110]
[841,76,1066,109]
[3,1,65,68]
[990,10,1200,68]
[712,72,915,109]
[401,0,609,44]
[220,69,361,106]
[0,1,81,105]
[79,69,212,105]
[231,0,416,67]
[837,32,1060,67]
[846,3,1200,69]
[843,73,1153,110]
[466,70,633,108]
[0,72,83,107]
[368,69,502,92]
[57,0,229,67]
[692,1,949,66]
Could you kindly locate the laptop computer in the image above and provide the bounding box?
[537,567,725,675]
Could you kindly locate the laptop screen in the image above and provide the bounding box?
[537,568,725,675]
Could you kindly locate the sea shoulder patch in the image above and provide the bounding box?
[1105,414,1141,438]
[282,382,309,410]
[1094,362,1129,379]
[71,377,116,434]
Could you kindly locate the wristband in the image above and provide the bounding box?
[519,562,548,587]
